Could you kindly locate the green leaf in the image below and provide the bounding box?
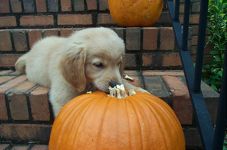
[203,0,226,92]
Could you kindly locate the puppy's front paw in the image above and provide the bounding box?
[123,79,150,94]
[126,87,150,95]
[134,87,150,93]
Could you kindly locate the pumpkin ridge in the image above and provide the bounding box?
[49,97,92,150]
[136,94,171,149]
[147,98,185,149]
[129,96,150,149]
[95,95,112,149]
[137,95,166,148]
[128,96,146,149]
[125,99,132,150]
[142,98,170,149]
[64,104,88,149]
[58,96,98,149]
[59,97,95,150]
[73,94,107,149]
[142,95,185,149]
[67,97,98,149]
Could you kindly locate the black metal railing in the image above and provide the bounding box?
[166,0,227,149]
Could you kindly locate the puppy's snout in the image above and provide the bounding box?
[109,80,120,88]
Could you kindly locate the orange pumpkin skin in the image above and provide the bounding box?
[49,91,185,150]
[108,0,163,26]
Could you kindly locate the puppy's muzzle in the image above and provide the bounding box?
[109,80,121,88]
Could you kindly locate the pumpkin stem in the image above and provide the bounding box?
[108,84,136,99]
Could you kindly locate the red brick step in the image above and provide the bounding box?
[0,69,219,149]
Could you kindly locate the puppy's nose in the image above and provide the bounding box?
[109,80,120,88]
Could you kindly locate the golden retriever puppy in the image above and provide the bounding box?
[15,27,147,117]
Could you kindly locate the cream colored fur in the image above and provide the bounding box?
[15,27,147,117]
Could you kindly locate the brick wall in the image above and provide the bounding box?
[0,0,205,70]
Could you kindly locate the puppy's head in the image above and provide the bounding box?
[61,27,125,92]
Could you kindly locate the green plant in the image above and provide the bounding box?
[202,0,227,92]
[224,133,227,150]
[202,0,227,149]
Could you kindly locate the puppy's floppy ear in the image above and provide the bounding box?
[60,45,86,92]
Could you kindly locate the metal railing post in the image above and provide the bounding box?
[182,0,190,51]
[174,0,180,21]
[193,0,209,92]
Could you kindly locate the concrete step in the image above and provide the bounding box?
[0,69,219,149]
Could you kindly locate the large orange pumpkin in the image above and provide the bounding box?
[108,0,163,26]
[49,91,185,150]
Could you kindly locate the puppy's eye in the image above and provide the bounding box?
[93,62,104,68]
